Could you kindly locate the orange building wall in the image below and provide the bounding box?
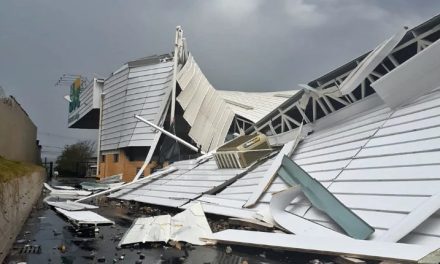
[98,149,156,182]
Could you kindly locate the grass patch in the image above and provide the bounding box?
[0,156,44,182]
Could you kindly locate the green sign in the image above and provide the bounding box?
[69,78,81,113]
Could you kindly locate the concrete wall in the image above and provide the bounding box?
[0,169,45,262]
[0,97,39,163]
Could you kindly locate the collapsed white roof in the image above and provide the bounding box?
[193,89,440,246]
[111,86,440,247]
[105,13,440,261]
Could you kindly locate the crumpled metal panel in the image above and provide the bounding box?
[177,54,235,152]
[176,54,298,151]
[218,90,298,123]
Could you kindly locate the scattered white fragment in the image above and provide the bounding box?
[120,215,171,245]
[119,203,212,246]
[43,183,91,198]
[53,185,76,190]
[45,199,99,211]
[80,181,124,191]
[170,202,213,245]
[55,208,114,226]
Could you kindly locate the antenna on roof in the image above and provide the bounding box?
[55,74,89,88]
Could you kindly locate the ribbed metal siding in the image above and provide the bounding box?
[100,61,173,151]
[177,55,236,152]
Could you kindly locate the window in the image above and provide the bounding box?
[101,155,105,163]
[113,154,119,163]
[125,147,149,161]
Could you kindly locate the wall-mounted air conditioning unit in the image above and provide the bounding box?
[214,133,273,169]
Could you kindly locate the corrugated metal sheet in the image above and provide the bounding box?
[177,54,298,152]
[100,61,173,151]
[109,158,246,207]
[372,34,440,108]
[191,87,440,247]
[177,55,235,152]
[218,90,299,123]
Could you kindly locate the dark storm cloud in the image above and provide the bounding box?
[1,0,439,160]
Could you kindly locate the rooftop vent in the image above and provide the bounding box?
[214,133,273,169]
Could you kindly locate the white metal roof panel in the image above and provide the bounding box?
[206,229,439,263]
[338,28,407,95]
[372,36,440,108]
[218,90,299,122]
[192,89,440,246]
[100,61,173,151]
[176,54,236,152]
[56,208,114,226]
[176,54,299,151]
[109,158,246,208]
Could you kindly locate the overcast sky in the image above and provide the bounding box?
[1,0,439,160]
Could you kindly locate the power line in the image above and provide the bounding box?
[41,150,62,154]
[38,131,85,141]
[41,145,65,149]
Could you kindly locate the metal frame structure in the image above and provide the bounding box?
[249,16,440,136]
[231,116,254,135]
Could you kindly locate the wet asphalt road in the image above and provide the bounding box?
[4,178,331,264]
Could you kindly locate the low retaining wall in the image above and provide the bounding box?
[0,169,45,262]
[0,97,39,164]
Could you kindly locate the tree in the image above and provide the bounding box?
[55,140,95,177]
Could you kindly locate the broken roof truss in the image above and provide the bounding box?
[249,18,440,139]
